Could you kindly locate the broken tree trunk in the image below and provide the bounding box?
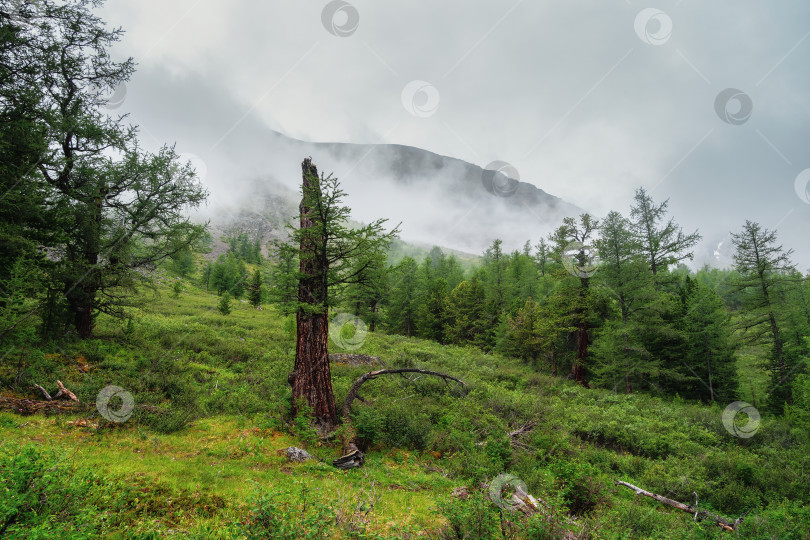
[615,481,743,531]
[339,368,467,457]
[290,158,338,430]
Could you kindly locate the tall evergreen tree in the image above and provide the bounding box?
[8,0,208,337]
[629,188,701,278]
[268,243,298,314]
[247,268,263,309]
[444,277,489,348]
[345,250,389,332]
[679,277,739,403]
[550,214,600,386]
[386,256,419,337]
[731,221,802,411]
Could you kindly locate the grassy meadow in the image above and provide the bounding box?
[1,274,809,539]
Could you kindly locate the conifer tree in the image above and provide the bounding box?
[731,221,802,410]
[629,188,701,278]
[247,268,263,308]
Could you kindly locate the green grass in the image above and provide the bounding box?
[1,274,809,538]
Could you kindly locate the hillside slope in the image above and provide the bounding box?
[1,277,808,538]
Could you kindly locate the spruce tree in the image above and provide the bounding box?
[218,292,232,315]
[247,268,263,309]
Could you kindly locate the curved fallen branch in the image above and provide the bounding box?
[337,368,467,460]
[615,480,743,531]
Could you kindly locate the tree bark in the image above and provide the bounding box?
[369,299,377,332]
[571,277,590,387]
[291,159,338,429]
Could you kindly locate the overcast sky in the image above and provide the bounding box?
[97,0,810,268]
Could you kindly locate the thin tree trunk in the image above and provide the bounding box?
[572,279,590,387]
[68,196,102,339]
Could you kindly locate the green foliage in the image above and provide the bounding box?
[444,277,491,348]
[1,0,208,339]
[731,221,806,411]
[247,268,263,308]
[172,280,184,298]
[209,254,248,298]
[218,292,232,315]
[225,232,263,264]
[436,489,500,539]
[240,485,333,539]
[385,257,419,336]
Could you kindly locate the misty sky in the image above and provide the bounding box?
[97,1,810,268]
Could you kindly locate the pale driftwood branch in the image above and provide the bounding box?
[54,380,79,403]
[615,480,742,531]
[33,381,78,403]
[34,384,53,401]
[338,368,467,459]
[496,485,579,540]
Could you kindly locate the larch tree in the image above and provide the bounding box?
[385,256,419,337]
[629,188,701,278]
[247,268,263,308]
[550,214,600,386]
[593,210,661,393]
[731,221,802,411]
[8,0,208,338]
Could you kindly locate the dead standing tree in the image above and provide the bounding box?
[281,158,398,430]
[290,159,336,428]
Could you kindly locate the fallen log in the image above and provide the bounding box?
[615,480,743,531]
[0,396,86,415]
[339,368,467,459]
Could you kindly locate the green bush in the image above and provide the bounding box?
[241,485,333,539]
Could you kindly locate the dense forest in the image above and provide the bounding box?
[2,1,810,538]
